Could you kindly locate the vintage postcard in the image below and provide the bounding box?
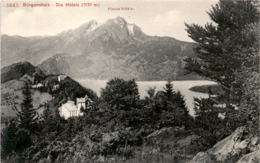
[1,0,259,162]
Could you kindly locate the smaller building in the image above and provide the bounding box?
[76,95,92,110]
[76,97,86,110]
[32,83,44,89]
[58,75,67,82]
[52,84,60,91]
[218,112,226,120]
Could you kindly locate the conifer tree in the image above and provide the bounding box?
[17,83,38,132]
[184,0,259,106]
[164,80,175,100]
[158,81,190,127]
[175,91,188,115]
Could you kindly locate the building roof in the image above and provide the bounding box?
[58,74,67,78]
[76,95,90,103]
[77,98,85,103]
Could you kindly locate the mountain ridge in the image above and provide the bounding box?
[2,17,200,80]
[1,61,45,83]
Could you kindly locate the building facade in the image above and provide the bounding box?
[58,100,83,119]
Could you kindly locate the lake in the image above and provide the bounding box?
[76,79,217,116]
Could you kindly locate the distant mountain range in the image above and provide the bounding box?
[1,16,201,80]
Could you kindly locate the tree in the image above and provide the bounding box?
[1,84,38,156]
[233,10,259,133]
[160,81,176,112]
[164,80,175,100]
[146,87,156,99]
[175,91,189,117]
[193,97,242,143]
[101,78,140,110]
[42,105,52,122]
[16,83,38,132]
[1,120,18,156]
[238,69,259,134]
[40,105,62,135]
[154,82,190,127]
[1,120,32,156]
[184,0,259,106]
[175,91,187,110]
[194,98,219,132]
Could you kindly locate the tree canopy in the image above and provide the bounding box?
[185,0,259,105]
[101,78,140,110]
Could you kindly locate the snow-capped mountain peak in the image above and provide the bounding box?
[111,16,127,27]
[127,24,134,35]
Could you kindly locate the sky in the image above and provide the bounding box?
[1,0,218,42]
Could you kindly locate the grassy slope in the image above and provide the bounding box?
[1,79,53,121]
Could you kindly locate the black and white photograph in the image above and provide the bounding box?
[1,0,259,162]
